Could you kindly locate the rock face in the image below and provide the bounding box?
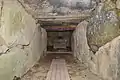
[0,0,120,80]
[116,0,120,9]
[72,0,120,80]
[49,0,92,9]
[67,0,92,9]
[19,0,95,17]
[72,21,90,64]
[0,0,47,80]
[85,0,120,80]
[73,20,120,80]
[89,36,120,80]
[87,2,120,53]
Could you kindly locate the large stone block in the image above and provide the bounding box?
[87,2,120,53]
[0,0,36,46]
[116,0,120,9]
[73,21,90,63]
[0,47,29,80]
[90,36,120,80]
[0,0,47,80]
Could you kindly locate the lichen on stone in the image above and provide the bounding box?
[87,1,120,53]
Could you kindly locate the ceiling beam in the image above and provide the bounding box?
[36,14,90,26]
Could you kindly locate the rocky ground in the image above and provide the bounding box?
[21,53,101,80]
[21,55,51,80]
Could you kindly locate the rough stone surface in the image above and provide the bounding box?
[72,21,90,64]
[0,0,120,80]
[116,0,120,9]
[84,1,120,80]
[89,36,120,80]
[49,0,92,9]
[0,0,47,80]
[19,0,95,17]
[0,45,8,54]
[87,2,120,53]
[72,1,120,80]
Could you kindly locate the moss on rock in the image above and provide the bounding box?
[87,2,120,53]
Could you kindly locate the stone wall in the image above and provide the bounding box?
[73,21,120,80]
[18,0,94,18]
[72,0,120,80]
[72,21,90,64]
[0,0,47,80]
[87,0,120,80]
[89,36,120,80]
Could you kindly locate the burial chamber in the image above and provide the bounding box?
[0,0,120,80]
[0,0,91,79]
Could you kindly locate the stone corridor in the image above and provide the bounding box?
[0,0,120,80]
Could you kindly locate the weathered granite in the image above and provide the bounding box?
[89,36,120,80]
[116,0,120,9]
[87,2,120,53]
[0,0,47,80]
[72,1,120,80]
[85,1,120,80]
[72,21,90,64]
[19,0,95,17]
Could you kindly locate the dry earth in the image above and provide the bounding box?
[21,53,102,80]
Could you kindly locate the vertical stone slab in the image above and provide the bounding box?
[72,21,90,63]
[0,0,47,80]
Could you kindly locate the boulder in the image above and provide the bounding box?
[86,1,120,80]
[87,2,120,53]
[72,21,90,63]
[89,36,120,80]
[116,0,120,9]
[0,0,47,80]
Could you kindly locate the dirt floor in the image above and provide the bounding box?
[21,53,102,80]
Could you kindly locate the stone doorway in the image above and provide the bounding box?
[47,31,73,52]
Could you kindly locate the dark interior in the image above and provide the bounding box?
[47,31,73,52]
